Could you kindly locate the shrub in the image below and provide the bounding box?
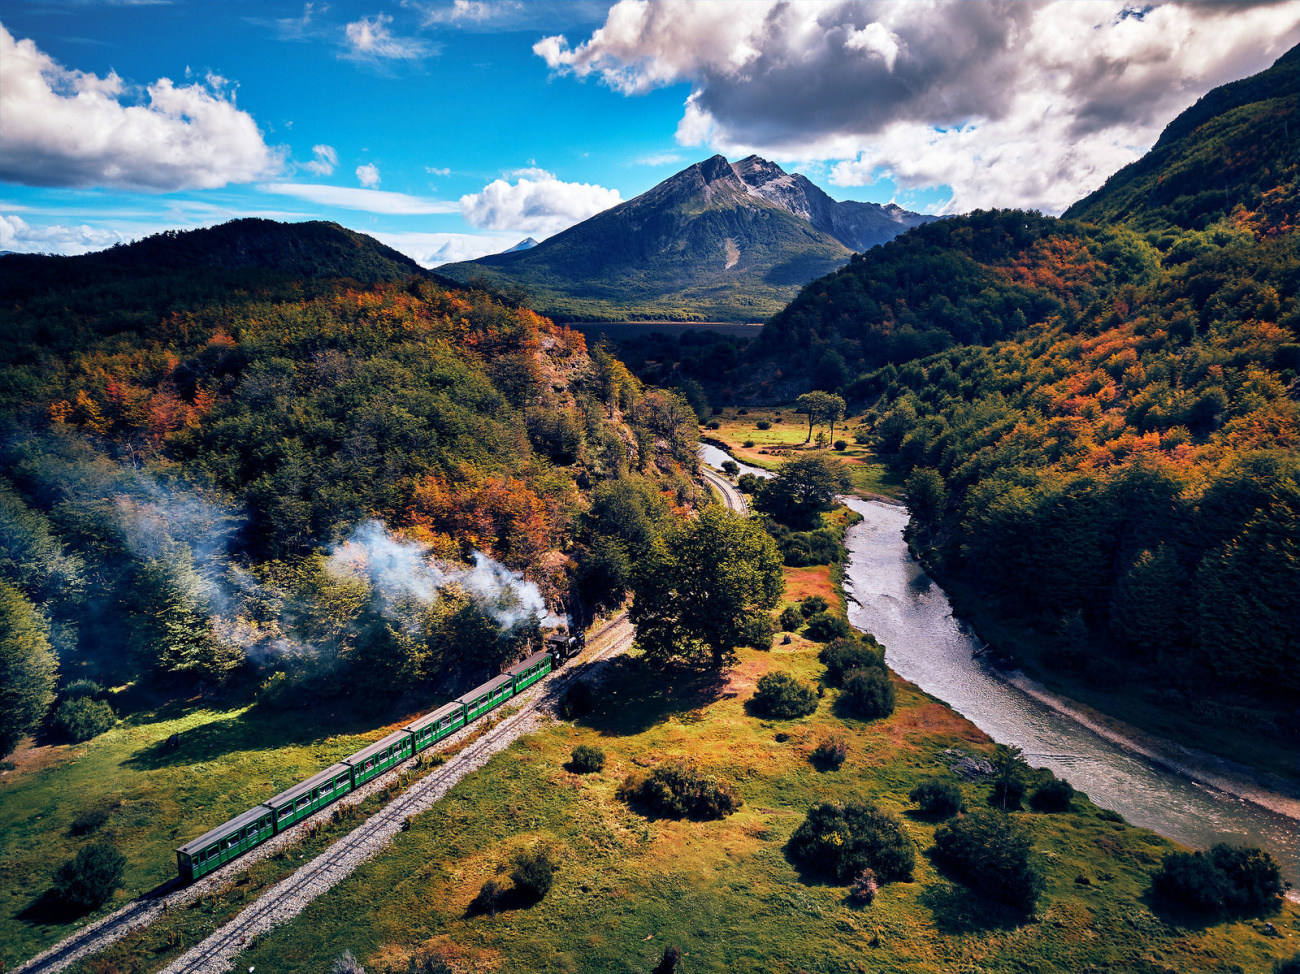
[778,606,803,631]
[706,420,721,430]
[737,473,763,494]
[738,408,749,415]
[834,440,848,451]
[841,667,895,720]
[742,439,755,448]
[800,596,829,617]
[52,842,126,910]
[559,680,595,720]
[789,801,915,883]
[569,744,606,773]
[756,420,772,430]
[932,810,1045,913]
[52,697,115,743]
[751,672,818,719]
[1030,776,1075,813]
[620,762,742,820]
[990,777,1027,810]
[721,460,740,477]
[473,877,506,916]
[510,846,558,901]
[811,736,848,770]
[62,679,104,700]
[909,777,963,817]
[773,527,842,567]
[1152,844,1282,914]
[848,868,878,904]
[804,612,853,642]
[818,637,884,685]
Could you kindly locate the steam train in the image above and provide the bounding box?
[176,628,583,882]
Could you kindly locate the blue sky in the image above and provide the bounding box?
[3,1,1298,263]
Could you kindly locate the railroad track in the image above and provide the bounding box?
[700,464,749,514]
[157,620,635,974]
[18,464,740,974]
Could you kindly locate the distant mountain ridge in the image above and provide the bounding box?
[0,219,432,302]
[438,155,933,322]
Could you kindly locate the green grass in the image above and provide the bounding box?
[0,691,426,969]
[224,642,1297,974]
[704,407,903,498]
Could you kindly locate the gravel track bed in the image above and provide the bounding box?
[15,617,633,974]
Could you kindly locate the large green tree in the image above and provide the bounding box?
[794,391,846,445]
[0,581,59,757]
[759,453,853,529]
[630,506,784,669]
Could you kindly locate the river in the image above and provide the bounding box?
[698,446,1299,882]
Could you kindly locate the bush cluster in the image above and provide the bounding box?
[778,606,803,631]
[52,697,116,743]
[909,777,963,817]
[803,611,853,642]
[750,671,818,719]
[842,667,895,720]
[756,420,772,430]
[811,736,848,770]
[52,842,126,910]
[799,596,829,617]
[818,637,884,685]
[1151,844,1282,914]
[619,762,743,820]
[510,846,559,901]
[1029,776,1075,813]
[932,810,1045,913]
[788,801,915,883]
[568,744,606,773]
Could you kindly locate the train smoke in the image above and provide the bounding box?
[328,519,564,631]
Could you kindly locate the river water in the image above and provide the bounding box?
[698,446,1298,881]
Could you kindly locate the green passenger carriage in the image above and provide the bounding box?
[173,630,579,883]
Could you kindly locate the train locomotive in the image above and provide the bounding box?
[176,626,583,882]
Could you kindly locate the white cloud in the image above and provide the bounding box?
[371,229,523,267]
[260,182,459,215]
[343,13,431,60]
[356,162,381,187]
[637,151,686,167]
[0,25,281,191]
[460,169,622,236]
[0,213,129,255]
[304,144,338,176]
[536,1,1300,214]
[425,165,452,176]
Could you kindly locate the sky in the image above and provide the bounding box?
[2,0,1299,265]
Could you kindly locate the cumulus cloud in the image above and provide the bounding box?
[460,169,622,236]
[535,1,1300,214]
[303,144,338,176]
[0,213,129,255]
[343,13,432,60]
[260,182,459,215]
[0,25,281,191]
[356,162,381,187]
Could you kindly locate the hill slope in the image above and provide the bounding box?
[439,155,931,322]
[0,219,434,301]
[1065,45,1300,234]
[741,44,1300,724]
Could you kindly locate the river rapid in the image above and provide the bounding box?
[698,446,1299,882]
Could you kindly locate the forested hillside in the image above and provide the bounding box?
[0,223,702,755]
[750,46,1300,721]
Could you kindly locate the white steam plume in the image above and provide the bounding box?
[328,520,564,631]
